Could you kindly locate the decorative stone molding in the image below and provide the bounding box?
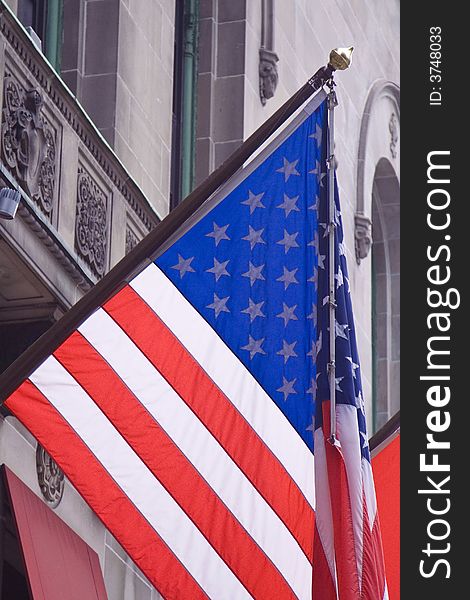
[1,75,57,218]
[389,112,398,158]
[354,212,372,264]
[0,10,159,233]
[356,80,399,265]
[125,226,138,255]
[259,0,279,106]
[357,80,400,217]
[259,48,279,106]
[16,200,93,291]
[36,444,64,508]
[75,168,109,277]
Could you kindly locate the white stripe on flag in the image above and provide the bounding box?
[337,404,365,589]
[30,356,251,600]
[313,427,337,586]
[362,457,378,529]
[79,309,312,600]
[130,263,315,508]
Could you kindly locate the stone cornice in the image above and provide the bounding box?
[0,161,94,293]
[17,200,94,292]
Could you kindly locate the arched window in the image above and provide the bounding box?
[355,80,399,433]
[371,159,400,431]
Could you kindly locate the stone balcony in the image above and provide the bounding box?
[0,4,160,325]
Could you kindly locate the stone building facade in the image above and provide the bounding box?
[0,0,399,598]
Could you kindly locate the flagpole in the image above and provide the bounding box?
[327,82,338,443]
[321,48,354,443]
[0,49,352,406]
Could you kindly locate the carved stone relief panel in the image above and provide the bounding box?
[36,444,65,508]
[125,214,146,256]
[125,226,138,255]
[354,212,373,264]
[259,0,279,106]
[75,164,111,278]
[1,72,59,220]
[259,48,279,106]
[389,112,398,159]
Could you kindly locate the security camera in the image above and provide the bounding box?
[0,187,22,220]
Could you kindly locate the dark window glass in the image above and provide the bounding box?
[17,0,46,38]
[0,478,31,600]
[17,0,63,72]
[17,0,35,27]
[1,562,31,600]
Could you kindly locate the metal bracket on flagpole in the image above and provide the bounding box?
[307,66,334,92]
[307,47,354,94]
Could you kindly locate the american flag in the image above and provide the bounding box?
[312,176,388,599]
[4,93,386,599]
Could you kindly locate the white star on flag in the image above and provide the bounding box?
[206,293,230,318]
[335,267,344,289]
[241,190,265,214]
[171,254,195,278]
[205,222,230,246]
[335,320,349,340]
[309,123,323,144]
[241,335,266,359]
[346,356,360,378]
[276,157,300,182]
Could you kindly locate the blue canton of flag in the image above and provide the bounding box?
[157,103,327,451]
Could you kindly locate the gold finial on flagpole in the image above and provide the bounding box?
[328,47,354,71]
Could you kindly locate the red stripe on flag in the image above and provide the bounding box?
[322,400,360,600]
[5,381,208,600]
[312,523,337,600]
[361,495,386,600]
[103,284,315,562]
[54,332,296,600]
[372,435,399,600]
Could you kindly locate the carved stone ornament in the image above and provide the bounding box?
[36,444,64,508]
[389,112,398,158]
[259,47,279,106]
[125,226,138,255]
[75,169,108,277]
[354,212,372,264]
[1,75,57,218]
